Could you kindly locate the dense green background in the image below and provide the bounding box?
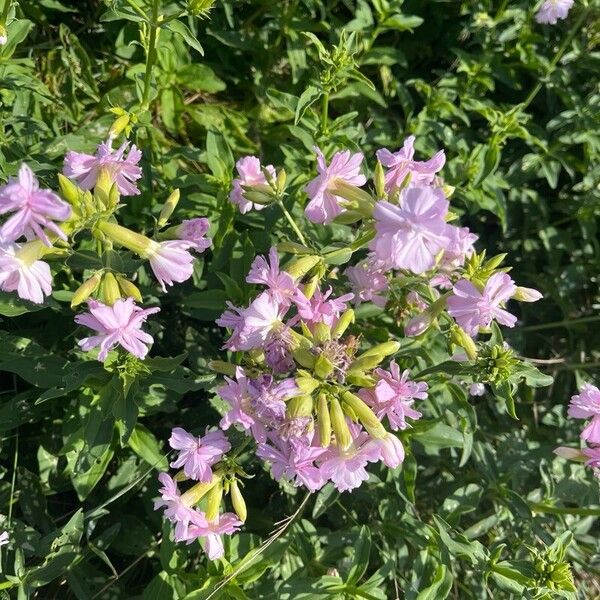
[0,0,598,598]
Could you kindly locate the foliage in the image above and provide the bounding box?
[0,0,598,598]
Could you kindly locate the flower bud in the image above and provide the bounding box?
[241,189,274,206]
[229,479,247,522]
[188,0,216,15]
[348,353,385,373]
[302,275,320,300]
[277,242,314,255]
[313,322,330,344]
[287,394,314,417]
[317,393,332,448]
[553,447,586,462]
[71,272,102,308]
[314,354,335,379]
[405,312,432,337]
[101,272,121,306]
[289,329,313,350]
[116,276,143,303]
[331,180,375,216]
[157,189,180,228]
[109,114,131,140]
[285,255,321,280]
[208,360,237,376]
[330,398,351,450]
[341,391,386,439]
[450,325,478,361]
[180,473,220,507]
[295,374,320,394]
[94,169,115,209]
[205,478,223,522]
[332,309,354,338]
[58,173,82,206]
[293,347,316,369]
[359,340,400,359]
[513,286,543,302]
[96,221,154,256]
[374,161,386,199]
[276,168,287,195]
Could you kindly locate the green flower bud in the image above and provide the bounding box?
[277,242,314,255]
[288,394,314,417]
[208,360,237,376]
[109,114,131,140]
[295,374,320,394]
[330,179,375,216]
[317,393,331,447]
[341,391,386,439]
[276,168,287,194]
[101,272,121,306]
[332,309,354,338]
[157,189,181,228]
[359,340,400,359]
[289,329,313,350]
[180,473,220,506]
[449,325,478,360]
[230,479,247,522]
[330,397,351,449]
[313,322,330,344]
[241,189,274,206]
[346,373,376,387]
[348,353,385,373]
[71,272,102,308]
[314,354,335,379]
[293,347,316,369]
[96,221,155,256]
[205,478,223,522]
[116,276,143,303]
[188,0,216,16]
[285,255,322,280]
[302,275,320,300]
[58,173,81,206]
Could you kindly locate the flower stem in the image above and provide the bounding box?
[320,91,329,134]
[140,0,160,112]
[276,198,308,246]
[530,502,600,517]
[0,0,11,25]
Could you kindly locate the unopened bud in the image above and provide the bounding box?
[94,169,114,209]
[302,275,320,299]
[208,360,237,376]
[405,312,432,337]
[157,189,180,228]
[109,114,131,140]
[96,221,154,256]
[317,394,331,448]
[359,340,400,359]
[101,272,121,306]
[242,189,274,206]
[346,373,376,387]
[288,394,314,417]
[58,173,81,206]
[374,161,386,199]
[293,348,316,369]
[296,374,320,394]
[276,169,287,194]
[513,286,543,302]
[116,276,143,303]
[205,479,223,522]
[330,398,351,449]
[285,255,321,280]
[188,0,216,16]
[332,309,354,338]
[331,180,375,215]
[229,479,247,522]
[71,272,102,308]
[180,474,220,506]
[277,241,314,255]
[442,184,455,198]
[348,353,384,373]
[314,354,335,379]
[553,447,586,462]
[313,323,330,344]
[450,325,478,360]
[341,391,386,439]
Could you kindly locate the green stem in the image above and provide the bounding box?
[520,315,600,332]
[530,503,600,517]
[0,0,11,25]
[520,6,590,112]
[320,91,329,134]
[276,198,308,246]
[140,0,160,112]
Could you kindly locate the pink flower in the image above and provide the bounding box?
[304,147,366,224]
[219,292,287,351]
[229,156,275,214]
[582,447,600,475]
[295,287,354,329]
[175,218,211,253]
[535,0,574,24]
[169,428,231,482]
[447,272,517,336]
[0,164,71,246]
[405,312,432,337]
[184,512,242,559]
[218,368,264,440]
[154,473,198,541]
[75,298,159,361]
[318,422,381,492]
[361,361,426,431]
[439,226,478,272]
[345,259,389,308]
[257,432,326,492]
[376,136,445,192]
[371,186,451,274]
[246,247,296,305]
[0,244,52,304]
[0,532,8,547]
[568,383,600,445]
[63,140,142,196]
[371,433,405,468]
[469,383,486,397]
[146,240,196,292]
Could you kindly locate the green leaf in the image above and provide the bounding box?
[165,20,204,55]
[416,565,453,600]
[347,526,371,585]
[295,85,321,124]
[128,424,168,470]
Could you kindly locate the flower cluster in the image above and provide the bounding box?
[157,137,545,557]
[555,383,600,476]
[0,138,211,363]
